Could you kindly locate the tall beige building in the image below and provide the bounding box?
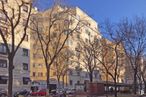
[30,6,101,89]
[65,7,102,89]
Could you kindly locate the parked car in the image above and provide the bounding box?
[0,89,7,97]
[50,89,56,95]
[66,89,75,94]
[50,89,67,97]
[14,89,30,97]
[56,89,69,97]
[30,89,46,96]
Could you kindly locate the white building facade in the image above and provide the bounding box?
[0,0,31,92]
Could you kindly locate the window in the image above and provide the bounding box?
[38,72,43,77]
[40,73,43,77]
[53,23,57,29]
[76,52,80,58]
[64,20,69,26]
[22,5,28,12]
[77,71,80,76]
[0,76,8,84]
[53,33,57,37]
[33,54,36,58]
[33,64,35,68]
[23,77,30,85]
[0,43,6,54]
[38,64,42,68]
[53,72,56,76]
[69,80,72,85]
[85,38,88,42]
[22,48,29,56]
[0,59,7,68]
[32,72,36,77]
[77,34,80,39]
[85,29,90,36]
[23,19,27,26]
[64,30,69,35]
[66,40,73,46]
[23,63,28,70]
[77,81,80,84]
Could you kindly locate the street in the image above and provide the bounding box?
[25,93,145,97]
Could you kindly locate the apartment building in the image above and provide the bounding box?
[30,6,102,89]
[30,6,66,89]
[100,38,126,83]
[65,7,102,89]
[0,0,32,91]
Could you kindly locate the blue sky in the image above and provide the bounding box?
[35,0,146,23]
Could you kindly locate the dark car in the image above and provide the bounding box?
[0,90,7,97]
[30,89,47,96]
[50,90,56,95]
[14,89,30,97]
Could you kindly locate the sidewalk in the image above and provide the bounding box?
[28,94,142,97]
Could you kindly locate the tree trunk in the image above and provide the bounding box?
[133,68,137,94]
[46,66,50,94]
[57,77,61,90]
[89,72,93,82]
[62,75,65,88]
[114,79,117,97]
[139,79,142,95]
[106,73,109,97]
[66,74,68,87]
[8,56,14,97]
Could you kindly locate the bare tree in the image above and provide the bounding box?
[30,5,81,93]
[99,21,125,97]
[0,0,32,97]
[97,38,116,97]
[120,17,146,94]
[78,37,100,82]
[53,48,74,90]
